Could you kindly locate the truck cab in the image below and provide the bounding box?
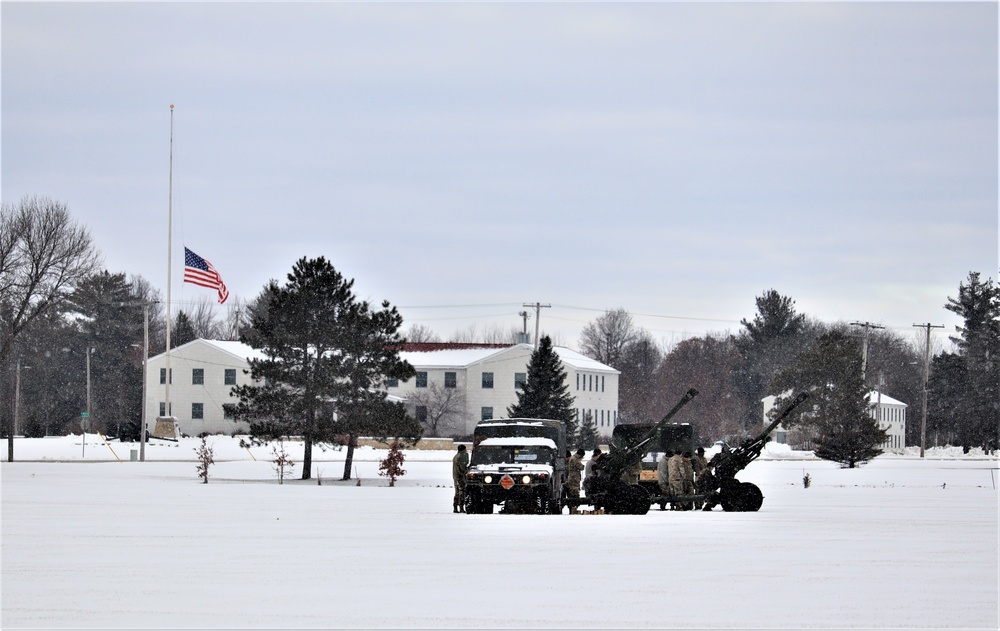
[464,419,566,514]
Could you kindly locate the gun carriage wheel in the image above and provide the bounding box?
[720,481,764,512]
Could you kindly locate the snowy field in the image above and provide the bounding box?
[2,435,998,629]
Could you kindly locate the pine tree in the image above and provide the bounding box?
[575,411,599,450]
[507,336,576,434]
[772,331,887,468]
[232,257,416,480]
[940,271,1000,453]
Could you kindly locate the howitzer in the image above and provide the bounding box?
[701,391,810,512]
[587,387,700,514]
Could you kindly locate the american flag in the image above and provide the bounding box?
[183,247,229,304]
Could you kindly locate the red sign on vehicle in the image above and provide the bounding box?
[500,474,515,490]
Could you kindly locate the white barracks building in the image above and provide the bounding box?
[146,340,619,438]
[762,390,907,452]
[392,343,620,436]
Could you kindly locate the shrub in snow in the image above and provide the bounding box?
[194,436,214,484]
[379,440,406,487]
[271,441,295,484]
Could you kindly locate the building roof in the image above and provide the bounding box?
[866,390,907,408]
[400,343,618,373]
[148,339,267,363]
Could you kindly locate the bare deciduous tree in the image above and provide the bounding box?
[579,308,636,368]
[405,323,441,344]
[1,196,102,364]
[185,295,224,339]
[449,323,521,344]
[2,197,101,460]
[408,383,468,436]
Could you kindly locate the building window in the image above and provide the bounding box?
[514,372,527,390]
[386,377,399,388]
[481,407,493,421]
[225,369,237,385]
[415,372,428,388]
[191,403,204,420]
[445,372,457,388]
[415,406,428,423]
[222,404,235,420]
[589,374,593,391]
[601,375,605,392]
[159,368,172,384]
[192,368,204,385]
[482,372,494,389]
[576,374,579,390]
[158,402,168,417]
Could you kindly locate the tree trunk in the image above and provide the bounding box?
[342,433,357,480]
[301,434,313,480]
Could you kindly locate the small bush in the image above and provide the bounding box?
[378,440,406,487]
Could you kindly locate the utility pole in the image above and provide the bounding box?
[518,310,530,345]
[850,321,884,382]
[522,302,550,350]
[913,323,944,458]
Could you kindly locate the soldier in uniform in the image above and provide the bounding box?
[566,448,585,513]
[667,451,685,509]
[691,447,710,509]
[583,448,602,496]
[680,451,696,510]
[657,450,674,498]
[452,444,469,513]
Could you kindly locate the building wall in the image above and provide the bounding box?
[391,345,619,436]
[762,392,907,452]
[145,341,252,436]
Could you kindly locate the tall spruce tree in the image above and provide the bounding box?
[936,271,1000,452]
[772,330,887,467]
[507,336,576,434]
[732,289,810,431]
[232,257,415,480]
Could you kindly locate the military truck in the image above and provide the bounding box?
[464,419,567,514]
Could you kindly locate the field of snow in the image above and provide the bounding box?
[3,435,998,629]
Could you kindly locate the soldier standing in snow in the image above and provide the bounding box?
[657,450,673,498]
[691,447,710,509]
[680,451,696,510]
[583,448,602,496]
[566,449,585,513]
[667,451,686,509]
[452,444,469,513]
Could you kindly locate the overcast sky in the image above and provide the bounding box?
[2,2,996,350]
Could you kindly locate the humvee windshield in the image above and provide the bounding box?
[471,445,555,466]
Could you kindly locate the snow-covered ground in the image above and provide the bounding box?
[3,435,998,629]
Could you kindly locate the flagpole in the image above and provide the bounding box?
[165,104,173,421]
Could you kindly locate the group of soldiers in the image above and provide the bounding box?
[656,447,711,510]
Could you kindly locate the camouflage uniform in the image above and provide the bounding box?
[657,453,672,496]
[691,449,710,509]
[680,453,695,509]
[667,453,686,508]
[566,453,585,499]
[452,447,470,513]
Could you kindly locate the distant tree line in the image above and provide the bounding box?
[3,197,996,467]
[578,276,999,462]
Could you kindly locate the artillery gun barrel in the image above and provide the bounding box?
[599,388,699,480]
[750,391,810,447]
